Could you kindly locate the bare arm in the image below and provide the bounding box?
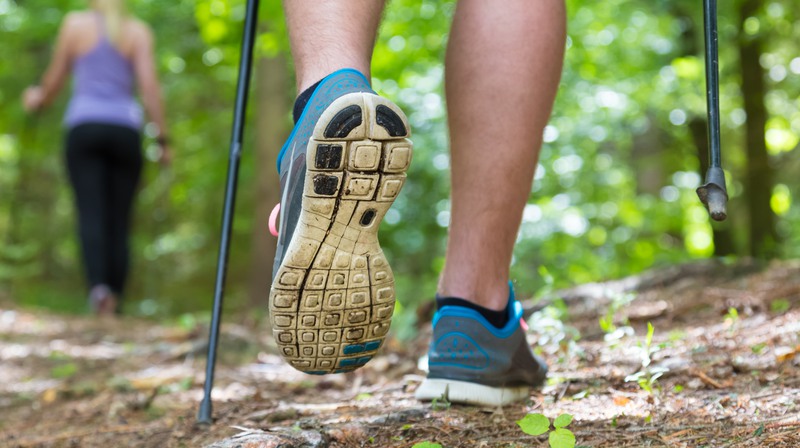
[23,13,78,111]
[131,23,168,139]
[130,22,171,164]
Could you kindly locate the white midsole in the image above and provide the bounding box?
[415,378,530,407]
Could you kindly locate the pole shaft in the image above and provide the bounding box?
[198,0,261,424]
[703,0,722,168]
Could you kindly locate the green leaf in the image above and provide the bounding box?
[553,414,573,428]
[412,443,442,448]
[517,413,550,436]
[549,428,576,448]
[645,322,654,348]
[770,299,790,313]
[51,362,78,379]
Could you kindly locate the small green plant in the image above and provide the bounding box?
[47,351,71,361]
[527,300,583,364]
[624,322,668,395]
[412,443,442,448]
[770,299,791,313]
[571,389,589,400]
[516,413,576,448]
[430,387,451,411]
[751,343,768,354]
[724,307,740,334]
[598,291,635,335]
[51,362,78,379]
[625,369,667,395]
[668,330,687,342]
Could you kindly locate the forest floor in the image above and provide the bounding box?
[1,259,800,448]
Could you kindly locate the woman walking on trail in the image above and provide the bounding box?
[22,0,171,315]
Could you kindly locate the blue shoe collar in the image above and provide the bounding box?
[433,283,523,339]
[276,68,371,172]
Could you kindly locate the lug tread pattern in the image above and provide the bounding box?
[270,93,412,374]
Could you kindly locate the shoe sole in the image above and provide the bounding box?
[269,92,412,375]
[415,378,530,407]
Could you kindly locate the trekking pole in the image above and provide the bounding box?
[197,0,260,425]
[695,0,728,221]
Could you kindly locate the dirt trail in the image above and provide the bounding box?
[2,260,800,447]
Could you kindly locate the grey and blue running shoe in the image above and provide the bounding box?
[268,68,412,375]
[415,287,548,406]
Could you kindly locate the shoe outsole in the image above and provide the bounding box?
[415,378,530,407]
[269,93,412,375]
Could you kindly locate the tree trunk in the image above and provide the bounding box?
[248,56,291,309]
[738,0,778,257]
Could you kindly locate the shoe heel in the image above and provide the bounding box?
[270,93,412,374]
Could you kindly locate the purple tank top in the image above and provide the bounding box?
[64,14,143,130]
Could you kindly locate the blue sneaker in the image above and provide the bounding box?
[415,287,548,406]
[268,69,412,375]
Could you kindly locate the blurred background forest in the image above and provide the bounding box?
[1,0,799,330]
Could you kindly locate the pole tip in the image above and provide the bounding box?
[197,398,214,425]
[696,182,728,222]
[706,188,728,221]
[696,167,728,222]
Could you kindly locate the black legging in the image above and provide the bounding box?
[66,123,142,295]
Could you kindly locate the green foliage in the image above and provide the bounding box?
[50,362,78,379]
[549,429,576,448]
[770,299,791,313]
[517,413,576,448]
[430,391,451,411]
[724,307,740,333]
[517,413,550,436]
[625,322,669,395]
[599,291,636,347]
[554,414,574,428]
[412,443,442,448]
[528,300,583,363]
[2,0,800,320]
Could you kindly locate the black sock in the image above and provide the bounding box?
[292,79,323,124]
[435,295,510,329]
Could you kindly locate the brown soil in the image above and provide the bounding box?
[2,259,799,447]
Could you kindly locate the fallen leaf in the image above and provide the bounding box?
[775,346,799,363]
[42,388,58,403]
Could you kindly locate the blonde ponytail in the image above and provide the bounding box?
[90,0,127,47]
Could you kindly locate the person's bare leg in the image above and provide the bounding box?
[283,0,385,92]
[439,0,566,310]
